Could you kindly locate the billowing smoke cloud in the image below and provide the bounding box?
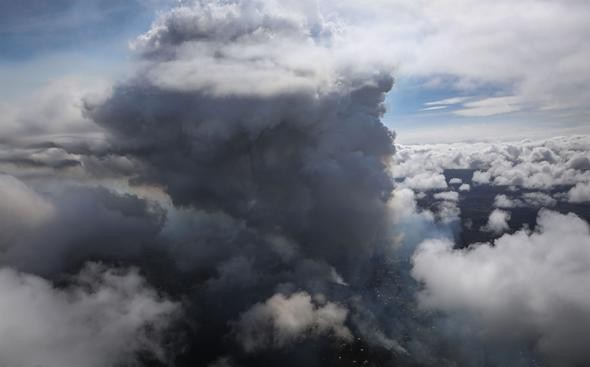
[87,0,395,277]
[0,174,166,276]
[87,0,395,280]
[80,0,402,365]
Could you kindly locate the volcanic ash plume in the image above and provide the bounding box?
[85,0,400,365]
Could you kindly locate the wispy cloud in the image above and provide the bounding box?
[332,0,590,121]
[454,96,522,117]
[421,105,448,111]
[424,97,472,107]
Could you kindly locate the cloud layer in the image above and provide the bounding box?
[395,135,590,191]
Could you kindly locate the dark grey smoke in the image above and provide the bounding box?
[81,0,406,365]
[87,0,397,282]
[1,185,166,276]
[88,80,395,278]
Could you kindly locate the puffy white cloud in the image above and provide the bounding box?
[472,170,491,185]
[400,172,448,191]
[433,191,459,202]
[482,209,510,234]
[128,0,394,99]
[395,136,590,192]
[0,262,179,367]
[568,182,590,203]
[388,187,456,251]
[389,188,431,224]
[434,199,461,225]
[412,210,590,366]
[234,291,352,352]
[566,153,590,170]
[495,192,556,209]
[449,177,462,185]
[522,192,556,208]
[391,186,460,231]
[494,194,517,208]
[458,183,470,191]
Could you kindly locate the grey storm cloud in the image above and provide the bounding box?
[86,0,396,281]
[81,1,407,365]
[0,176,166,276]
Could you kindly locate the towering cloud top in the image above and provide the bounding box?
[84,2,399,363]
[87,0,396,278]
[129,0,375,97]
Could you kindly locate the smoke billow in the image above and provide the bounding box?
[82,0,399,363]
[81,0,408,365]
[87,0,395,277]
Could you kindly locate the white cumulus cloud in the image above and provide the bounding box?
[0,262,179,367]
[412,210,590,366]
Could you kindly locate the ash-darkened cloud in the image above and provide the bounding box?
[2,1,590,367]
[86,0,396,280]
[82,1,402,365]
